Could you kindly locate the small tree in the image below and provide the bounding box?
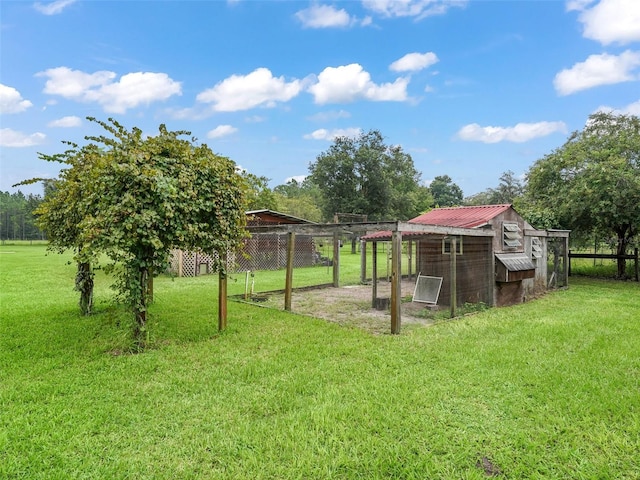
[78,118,248,346]
[30,118,248,346]
[525,112,640,278]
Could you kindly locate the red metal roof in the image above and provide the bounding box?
[409,204,512,229]
[361,204,513,241]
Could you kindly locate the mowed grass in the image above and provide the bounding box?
[1,243,639,479]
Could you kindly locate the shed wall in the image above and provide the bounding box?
[417,236,493,307]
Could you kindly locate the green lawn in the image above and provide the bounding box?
[1,243,639,479]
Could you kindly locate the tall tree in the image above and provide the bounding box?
[464,170,523,206]
[524,112,640,278]
[429,175,463,207]
[308,130,430,221]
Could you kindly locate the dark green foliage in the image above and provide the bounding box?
[465,170,523,206]
[308,130,432,221]
[429,174,463,207]
[524,112,640,278]
[0,190,44,241]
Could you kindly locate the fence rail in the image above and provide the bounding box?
[568,248,639,281]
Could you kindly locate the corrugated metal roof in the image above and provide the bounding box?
[245,209,316,225]
[409,204,513,229]
[495,253,536,272]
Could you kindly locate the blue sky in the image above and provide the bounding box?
[1,0,639,198]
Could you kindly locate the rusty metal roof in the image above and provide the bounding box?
[361,204,513,241]
[409,204,513,229]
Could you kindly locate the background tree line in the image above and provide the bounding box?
[0,190,46,242]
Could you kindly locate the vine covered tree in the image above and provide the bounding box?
[31,118,249,346]
[307,130,431,221]
[524,112,640,278]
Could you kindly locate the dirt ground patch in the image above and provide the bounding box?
[246,280,442,335]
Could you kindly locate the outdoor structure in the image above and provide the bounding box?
[169,209,320,276]
[362,204,570,309]
[191,205,568,336]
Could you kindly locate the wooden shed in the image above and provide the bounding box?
[363,205,569,308]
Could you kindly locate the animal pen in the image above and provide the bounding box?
[172,206,569,335]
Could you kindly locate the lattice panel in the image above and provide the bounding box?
[234,233,320,272]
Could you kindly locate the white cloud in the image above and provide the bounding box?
[207,125,238,138]
[456,121,567,143]
[389,52,439,72]
[0,84,33,114]
[566,0,594,12]
[37,67,182,113]
[303,127,362,140]
[0,128,46,147]
[47,115,82,127]
[573,0,640,45]
[307,110,351,122]
[33,0,76,15]
[595,99,640,115]
[295,4,353,28]
[197,68,303,112]
[553,50,640,95]
[308,63,409,104]
[362,0,467,20]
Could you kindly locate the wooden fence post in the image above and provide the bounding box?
[218,252,228,331]
[390,230,402,334]
[285,232,295,311]
[450,237,457,318]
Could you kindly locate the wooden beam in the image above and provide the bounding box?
[360,239,366,284]
[218,267,228,331]
[284,232,295,311]
[333,232,340,287]
[450,236,457,318]
[372,242,378,308]
[246,221,495,237]
[390,230,402,334]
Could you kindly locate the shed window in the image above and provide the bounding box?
[442,236,463,255]
[502,223,522,249]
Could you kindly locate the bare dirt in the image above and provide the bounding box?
[250,279,441,335]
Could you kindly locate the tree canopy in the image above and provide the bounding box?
[33,118,249,346]
[307,130,431,221]
[429,175,463,207]
[524,111,640,277]
[465,170,523,206]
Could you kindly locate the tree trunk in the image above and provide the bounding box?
[76,262,94,316]
[615,226,630,279]
[133,267,149,348]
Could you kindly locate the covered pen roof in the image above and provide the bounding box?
[362,204,512,241]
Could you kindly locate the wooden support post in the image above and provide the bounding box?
[178,250,183,277]
[372,241,378,308]
[450,236,457,318]
[218,267,228,331]
[333,232,340,287]
[285,232,295,311]
[563,236,570,287]
[408,240,413,280]
[635,248,639,282]
[360,240,366,284]
[390,231,402,334]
